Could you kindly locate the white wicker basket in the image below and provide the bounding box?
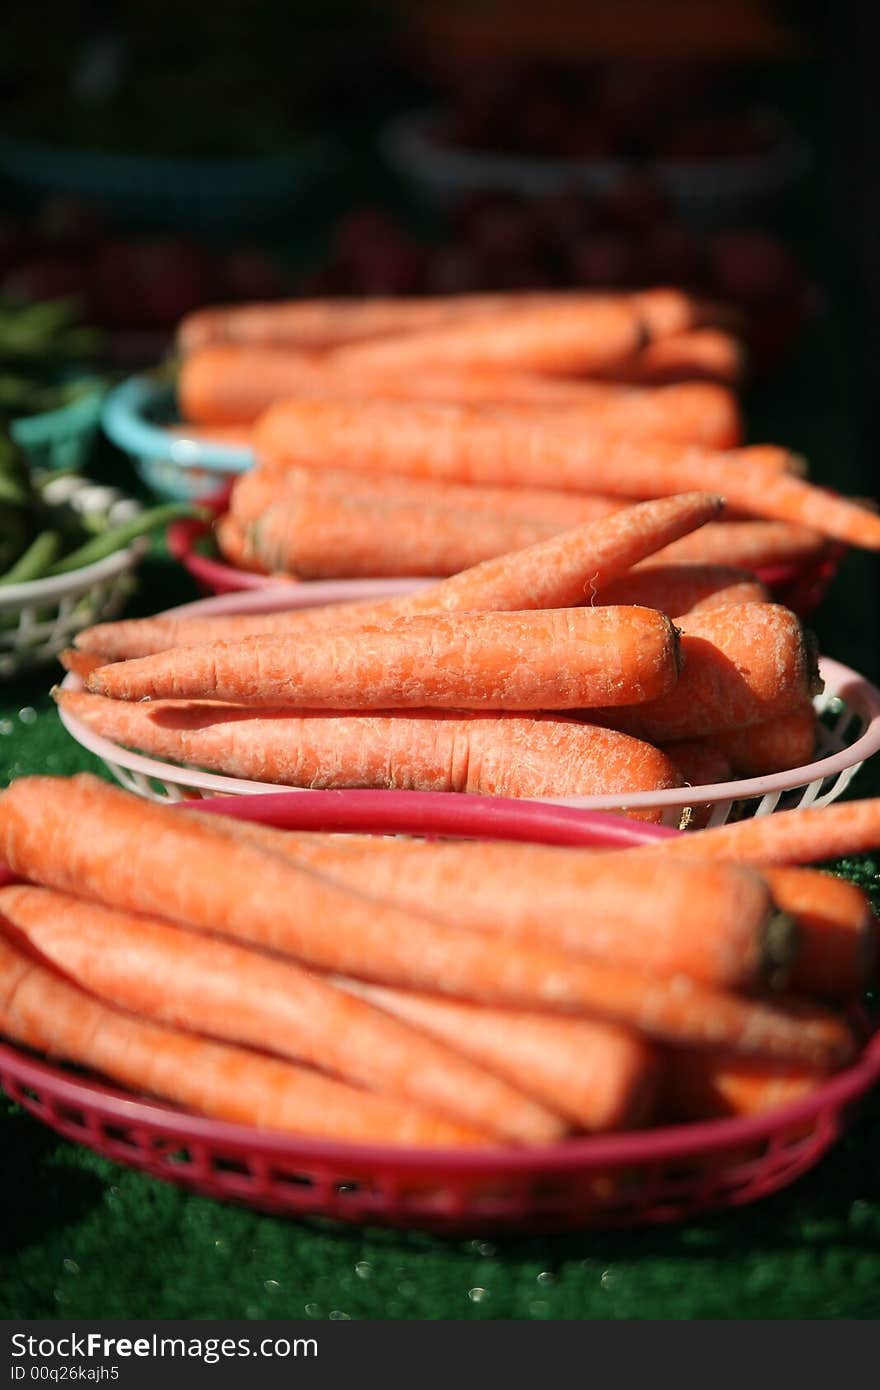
[55,586,880,829]
[0,477,144,681]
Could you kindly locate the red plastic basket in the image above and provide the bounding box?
[1,791,878,1234]
[166,513,846,618]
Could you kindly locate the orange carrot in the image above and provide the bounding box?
[648,520,828,570]
[327,300,646,378]
[662,1048,825,1121]
[86,606,681,711]
[55,693,684,810]
[179,344,320,425]
[180,302,646,424]
[661,703,818,785]
[180,340,738,431]
[74,493,723,659]
[213,825,793,990]
[587,603,821,741]
[595,564,768,617]
[228,463,627,530]
[629,288,705,340]
[603,328,745,386]
[663,739,734,788]
[58,648,103,681]
[177,289,700,356]
[0,776,853,1066]
[710,702,818,776]
[0,935,488,1147]
[629,798,880,865]
[255,399,880,548]
[214,513,269,574]
[763,867,877,1000]
[246,494,555,578]
[355,492,724,617]
[487,384,742,449]
[1,884,562,1143]
[334,978,659,1131]
[177,295,494,354]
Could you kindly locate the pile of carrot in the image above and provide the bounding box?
[63,489,830,809]
[165,288,880,581]
[0,776,874,1148]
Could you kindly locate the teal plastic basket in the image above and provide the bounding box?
[10,384,106,473]
[0,135,330,235]
[101,375,253,502]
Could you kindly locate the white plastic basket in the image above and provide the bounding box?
[0,478,144,681]
[55,586,880,828]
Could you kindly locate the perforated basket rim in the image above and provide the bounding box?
[1,798,878,1176]
[0,540,143,613]
[102,376,252,476]
[9,382,106,448]
[381,107,808,201]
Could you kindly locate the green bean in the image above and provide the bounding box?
[47,502,203,575]
[0,530,61,586]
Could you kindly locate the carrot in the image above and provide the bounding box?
[662,1048,826,1121]
[0,935,488,1147]
[182,334,739,443]
[662,708,816,786]
[0,884,562,1143]
[595,564,769,617]
[58,648,103,681]
[763,867,877,1000]
[330,492,725,616]
[86,606,681,711]
[327,300,646,378]
[663,739,734,788]
[55,693,684,810]
[178,291,645,355]
[214,513,268,574]
[710,702,818,776]
[74,605,374,662]
[229,463,628,530]
[245,494,556,578]
[648,520,828,570]
[177,289,701,356]
[628,798,880,865]
[72,493,725,660]
[0,776,853,1066]
[256,399,880,548]
[485,386,741,450]
[603,328,745,386]
[181,302,644,424]
[587,603,821,742]
[628,288,705,341]
[334,977,659,1131]
[177,296,493,354]
[210,825,795,990]
[179,344,319,425]
[180,341,738,433]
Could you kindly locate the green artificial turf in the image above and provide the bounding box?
[2,222,880,1319]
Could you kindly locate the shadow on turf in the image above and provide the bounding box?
[0,1103,107,1257]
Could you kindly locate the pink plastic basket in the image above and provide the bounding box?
[166,513,846,618]
[57,584,880,828]
[1,791,878,1234]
